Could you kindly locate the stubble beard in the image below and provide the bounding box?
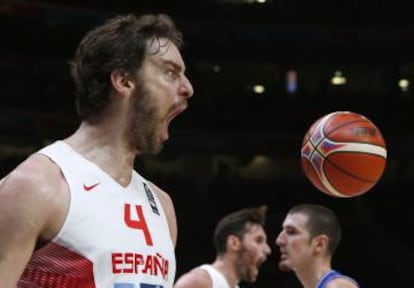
[125,83,163,155]
[235,245,257,283]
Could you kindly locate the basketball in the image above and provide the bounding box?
[301,111,387,197]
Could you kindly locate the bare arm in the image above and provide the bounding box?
[0,155,67,287]
[149,182,178,247]
[174,269,212,288]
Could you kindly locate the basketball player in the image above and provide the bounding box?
[0,13,193,287]
[275,204,359,288]
[174,206,271,288]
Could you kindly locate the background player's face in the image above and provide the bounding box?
[125,38,193,154]
[234,224,271,282]
[275,213,314,272]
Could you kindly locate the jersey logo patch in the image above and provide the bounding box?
[143,183,159,216]
[83,182,100,191]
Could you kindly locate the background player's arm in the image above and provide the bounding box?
[149,182,178,246]
[174,269,213,288]
[0,156,64,287]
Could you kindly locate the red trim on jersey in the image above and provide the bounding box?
[18,242,96,288]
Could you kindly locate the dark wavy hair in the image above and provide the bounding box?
[214,206,267,255]
[70,13,183,121]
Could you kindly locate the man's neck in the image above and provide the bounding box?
[296,261,332,288]
[64,123,136,187]
[212,257,239,288]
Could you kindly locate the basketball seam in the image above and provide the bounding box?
[327,149,387,159]
[309,119,369,154]
[324,154,380,183]
[324,119,369,139]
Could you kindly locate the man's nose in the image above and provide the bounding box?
[179,75,194,99]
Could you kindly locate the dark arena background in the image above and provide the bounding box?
[1,0,414,286]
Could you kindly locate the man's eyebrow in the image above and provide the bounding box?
[283,224,296,230]
[161,59,185,72]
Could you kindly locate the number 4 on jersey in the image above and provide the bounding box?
[124,204,153,246]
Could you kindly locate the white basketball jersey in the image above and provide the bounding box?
[18,141,176,288]
[198,264,240,288]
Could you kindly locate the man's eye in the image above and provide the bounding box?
[285,228,295,235]
[166,70,178,79]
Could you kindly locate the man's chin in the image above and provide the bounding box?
[151,143,163,155]
[243,273,257,283]
[146,136,164,155]
[278,261,292,272]
[136,141,163,155]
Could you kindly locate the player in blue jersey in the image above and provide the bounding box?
[275,204,359,288]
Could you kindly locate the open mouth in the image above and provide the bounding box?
[167,104,187,123]
[256,256,268,268]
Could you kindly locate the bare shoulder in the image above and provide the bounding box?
[1,153,65,200]
[0,153,68,239]
[147,181,177,246]
[0,153,68,285]
[174,268,212,288]
[327,277,359,288]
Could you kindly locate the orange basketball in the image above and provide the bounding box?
[301,111,387,197]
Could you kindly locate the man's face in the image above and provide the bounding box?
[234,224,271,283]
[126,38,193,154]
[275,213,314,273]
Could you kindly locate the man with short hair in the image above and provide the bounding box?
[276,204,359,288]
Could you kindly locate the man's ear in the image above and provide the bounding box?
[110,70,135,95]
[227,235,241,252]
[313,234,329,255]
